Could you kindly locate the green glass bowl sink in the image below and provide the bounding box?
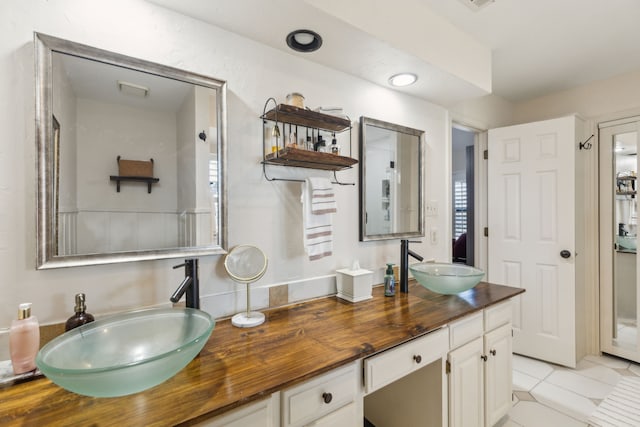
[617,235,637,251]
[409,262,485,295]
[36,307,214,397]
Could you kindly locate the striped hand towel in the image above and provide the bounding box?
[302,178,334,261]
[308,177,337,214]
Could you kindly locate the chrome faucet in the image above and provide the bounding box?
[170,259,200,309]
[400,240,424,293]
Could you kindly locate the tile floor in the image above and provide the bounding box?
[614,324,638,352]
[500,354,640,427]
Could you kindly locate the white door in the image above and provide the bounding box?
[488,116,577,367]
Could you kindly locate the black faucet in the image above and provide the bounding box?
[170,259,200,309]
[400,240,424,293]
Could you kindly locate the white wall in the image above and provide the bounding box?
[514,70,640,124]
[0,0,451,343]
[76,98,178,213]
[450,94,516,131]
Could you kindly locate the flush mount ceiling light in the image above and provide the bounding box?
[388,73,418,87]
[117,80,149,97]
[458,0,496,12]
[286,29,323,53]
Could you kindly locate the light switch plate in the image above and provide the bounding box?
[426,200,438,217]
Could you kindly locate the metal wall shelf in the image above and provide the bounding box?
[261,98,357,185]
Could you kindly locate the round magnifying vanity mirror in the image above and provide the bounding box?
[224,245,268,328]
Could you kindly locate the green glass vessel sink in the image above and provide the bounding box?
[409,262,485,295]
[36,307,214,397]
[617,235,637,251]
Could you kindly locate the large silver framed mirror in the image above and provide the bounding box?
[359,117,424,241]
[35,33,227,268]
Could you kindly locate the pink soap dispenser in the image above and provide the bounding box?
[9,303,40,374]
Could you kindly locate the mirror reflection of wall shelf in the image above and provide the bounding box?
[617,175,636,197]
[261,99,357,185]
[224,245,268,328]
[35,32,228,268]
[359,116,425,241]
[110,156,159,193]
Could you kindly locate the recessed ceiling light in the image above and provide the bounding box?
[388,73,418,87]
[286,29,323,53]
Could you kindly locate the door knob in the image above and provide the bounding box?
[560,250,571,259]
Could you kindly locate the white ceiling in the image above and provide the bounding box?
[421,0,640,102]
[57,52,192,112]
[148,0,640,105]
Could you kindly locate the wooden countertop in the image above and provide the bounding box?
[0,281,523,426]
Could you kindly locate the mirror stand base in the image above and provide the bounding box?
[231,312,265,328]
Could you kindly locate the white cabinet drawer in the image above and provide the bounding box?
[484,300,512,331]
[364,327,449,394]
[449,311,483,349]
[306,401,356,427]
[282,363,357,427]
[194,394,279,427]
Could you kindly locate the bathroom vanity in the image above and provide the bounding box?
[0,282,522,426]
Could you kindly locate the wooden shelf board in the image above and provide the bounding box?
[264,147,357,171]
[110,176,160,193]
[262,104,350,132]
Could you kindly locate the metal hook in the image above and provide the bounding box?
[579,134,594,150]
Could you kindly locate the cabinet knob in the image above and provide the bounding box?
[490,349,497,356]
[322,392,333,404]
[481,355,488,362]
[413,355,422,364]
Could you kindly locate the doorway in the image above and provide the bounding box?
[599,118,640,363]
[451,125,483,268]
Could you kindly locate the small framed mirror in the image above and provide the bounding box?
[359,117,424,241]
[35,33,227,268]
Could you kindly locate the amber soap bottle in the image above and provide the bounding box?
[65,293,95,331]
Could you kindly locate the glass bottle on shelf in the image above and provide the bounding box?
[271,123,281,154]
[330,133,340,155]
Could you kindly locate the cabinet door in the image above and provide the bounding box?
[448,337,484,427]
[484,323,512,427]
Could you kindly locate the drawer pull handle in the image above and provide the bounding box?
[481,355,488,362]
[490,349,497,356]
[413,355,422,364]
[322,392,333,404]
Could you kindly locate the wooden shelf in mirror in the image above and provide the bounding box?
[262,104,350,132]
[264,147,358,171]
[110,175,159,193]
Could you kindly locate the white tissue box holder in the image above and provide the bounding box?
[336,268,373,303]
